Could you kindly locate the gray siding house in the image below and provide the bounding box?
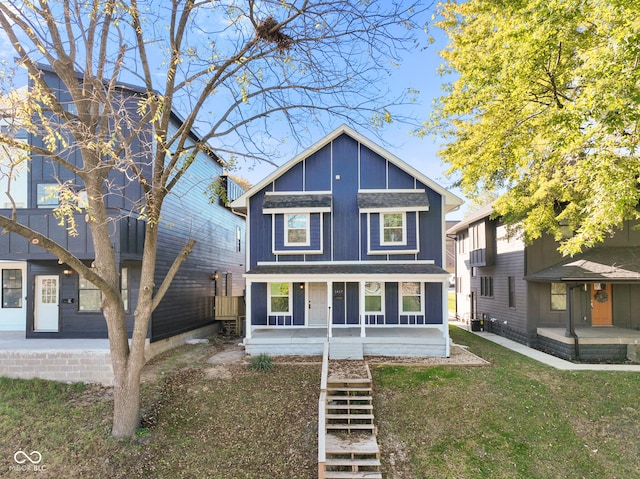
[449,206,640,362]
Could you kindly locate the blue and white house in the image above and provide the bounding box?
[230,125,462,358]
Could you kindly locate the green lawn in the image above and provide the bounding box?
[1,329,639,478]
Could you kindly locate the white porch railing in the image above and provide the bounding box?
[318,342,329,479]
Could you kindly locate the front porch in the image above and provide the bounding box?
[537,326,640,362]
[243,326,449,358]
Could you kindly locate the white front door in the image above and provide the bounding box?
[308,282,328,326]
[0,262,27,331]
[34,275,59,332]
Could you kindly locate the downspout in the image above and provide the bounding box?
[566,283,580,361]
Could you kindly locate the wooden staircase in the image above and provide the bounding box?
[320,371,382,478]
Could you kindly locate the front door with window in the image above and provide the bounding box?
[591,283,613,326]
[308,282,328,326]
[34,275,59,332]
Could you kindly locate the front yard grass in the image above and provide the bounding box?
[1,328,639,478]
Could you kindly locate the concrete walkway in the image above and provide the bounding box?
[452,321,640,372]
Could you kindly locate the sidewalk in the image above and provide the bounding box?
[451,321,640,372]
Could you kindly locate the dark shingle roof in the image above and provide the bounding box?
[262,193,332,210]
[246,263,448,276]
[525,247,640,282]
[357,191,429,210]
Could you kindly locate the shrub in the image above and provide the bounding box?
[249,353,275,372]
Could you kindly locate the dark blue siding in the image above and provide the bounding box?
[418,183,443,265]
[332,282,346,324]
[293,283,305,325]
[425,282,443,324]
[275,162,303,191]
[359,145,386,189]
[385,283,399,324]
[305,145,332,190]
[252,283,268,325]
[249,189,274,267]
[307,213,332,261]
[346,282,360,324]
[332,135,360,261]
[388,161,415,189]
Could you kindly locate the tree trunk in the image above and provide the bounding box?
[111,364,143,439]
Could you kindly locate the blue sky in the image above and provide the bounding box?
[0,3,466,219]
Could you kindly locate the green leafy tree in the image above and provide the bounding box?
[426,0,640,255]
[0,0,429,438]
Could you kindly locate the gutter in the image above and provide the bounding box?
[567,284,580,361]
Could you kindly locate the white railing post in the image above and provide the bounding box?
[327,281,332,338]
[318,342,329,479]
[359,280,366,338]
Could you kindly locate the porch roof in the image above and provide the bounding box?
[525,246,640,282]
[245,262,449,279]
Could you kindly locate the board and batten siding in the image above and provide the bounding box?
[150,129,246,341]
[473,223,528,335]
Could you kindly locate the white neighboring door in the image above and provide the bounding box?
[308,282,328,326]
[0,262,27,331]
[34,275,59,332]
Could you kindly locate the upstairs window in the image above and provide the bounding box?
[381,212,405,245]
[37,183,59,208]
[285,213,309,246]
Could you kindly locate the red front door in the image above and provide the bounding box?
[591,283,612,326]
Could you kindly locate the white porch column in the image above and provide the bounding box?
[245,280,252,340]
[359,281,366,338]
[443,279,450,356]
[327,281,332,338]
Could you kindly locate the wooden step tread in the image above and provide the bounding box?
[327,378,371,384]
[326,458,381,467]
[327,395,373,402]
[327,404,373,410]
[326,424,376,430]
[323,471,382,479]
[325,434,379,455]
[327,387,372,393]
[327,414,374,420]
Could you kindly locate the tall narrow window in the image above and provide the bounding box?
[121,267,129,311]
[381,212,405,245]
[364,282,383,313]
[2,269,22,308]
[550,283,566,311]
[79,277,101,311]
[508,276,516,308]
[285,213,309,245]
[269,282,290,313]
[400,282,422,313]
[236,226,241,252]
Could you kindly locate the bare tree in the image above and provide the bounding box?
[0,0,431,438]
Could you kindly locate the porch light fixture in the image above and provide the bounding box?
[299,283,305,290]
[211,272,219,281]
[63,269,73,276]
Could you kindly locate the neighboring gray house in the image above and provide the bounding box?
[448,205,640,362]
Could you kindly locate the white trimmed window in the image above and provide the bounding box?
[381,212,405,245]
[269,282,291,314]
[285,213,309,245]
[364,282,383,313]
[79,277,101,311]
[400,281,423,313]
[550,283,566,311]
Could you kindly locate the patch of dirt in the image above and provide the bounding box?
[367,345,489,367]
[204,364,235,379]
[329,359,370,379]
